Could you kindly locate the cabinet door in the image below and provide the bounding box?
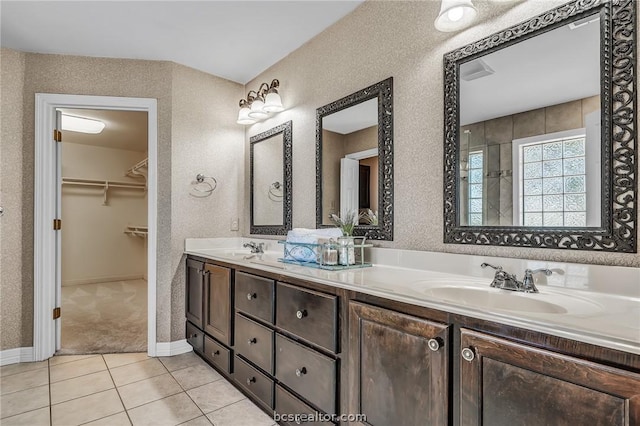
[349,301,449,426]
[460,328,640,426]
[203,264,232,345]
[185,259,204,328]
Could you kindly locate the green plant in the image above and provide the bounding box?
[361,209,378,226]
[329,210,360,236]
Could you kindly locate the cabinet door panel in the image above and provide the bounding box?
[460,328,640,426]
[349,301,449,426]
[203,264,232,345]
[185,259,204,328]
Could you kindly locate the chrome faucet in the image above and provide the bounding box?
[243,241,265,254]
[481,263,552,293]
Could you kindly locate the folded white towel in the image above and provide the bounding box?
[285,228,342,262]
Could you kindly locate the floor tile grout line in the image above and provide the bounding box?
[105,355,135,426]
[110,368,169,388]
[0,364,49,379]
[49,367,109,386]
[0,381,50,398]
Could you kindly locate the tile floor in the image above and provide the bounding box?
[0,352,276,426]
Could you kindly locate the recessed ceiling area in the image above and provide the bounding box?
[58,109,148,153]
[1,1,364,84]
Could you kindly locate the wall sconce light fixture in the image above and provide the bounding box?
[237,79,284,125]
[435,0,478,32]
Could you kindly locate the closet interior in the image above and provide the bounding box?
[59,108,149,354]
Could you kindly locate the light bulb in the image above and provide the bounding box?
[447,7,464,22]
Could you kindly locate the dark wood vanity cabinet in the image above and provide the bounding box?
[185,259,205,328]
[459,329,640,426]
[348,301,450,426]
[203,263,232,345]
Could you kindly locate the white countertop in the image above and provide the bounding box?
[185,238,640,355]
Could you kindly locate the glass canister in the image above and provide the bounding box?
[337,236,356,265]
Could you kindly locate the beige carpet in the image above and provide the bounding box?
[59,279,147,354]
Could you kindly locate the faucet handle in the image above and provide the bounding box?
[525,268,552,277]
[481,262,502,271]
[521,268,552,293]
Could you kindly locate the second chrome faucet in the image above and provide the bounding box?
[481,263,552,293]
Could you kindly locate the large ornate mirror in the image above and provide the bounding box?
[316,77,393,240]
[250,121,292,235]
[443,0,636,252]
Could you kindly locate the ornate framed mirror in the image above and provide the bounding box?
[443,0,636,252]
[250,120,293,235]
[316,77,394,240]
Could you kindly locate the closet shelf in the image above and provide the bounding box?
[124,225,148,238]
[62,177,146,205]
[126,158,148,182]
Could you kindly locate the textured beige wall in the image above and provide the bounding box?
[1,48,26,350]
[245,0,639,267]
[169,63,244,341]
[61,143,147,285]
[0,52,244,350]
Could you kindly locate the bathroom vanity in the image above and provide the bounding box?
[183,241,640,426]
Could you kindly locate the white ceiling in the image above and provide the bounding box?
[323,98,378,134]
[460,15,601,125]
[0,1,364,84]
[59,108,148,152]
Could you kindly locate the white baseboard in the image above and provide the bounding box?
[62,274,145,287]
[0,347,35,366]
[155,340,192,357]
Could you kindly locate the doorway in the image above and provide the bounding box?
[58,108,149,354]
[34,94,158,360]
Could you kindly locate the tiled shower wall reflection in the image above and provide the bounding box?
[460,95,600,226]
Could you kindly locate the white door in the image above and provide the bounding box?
[340,157,359,218]
[55,110,62,350]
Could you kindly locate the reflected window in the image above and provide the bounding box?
[517,133,588,227]
[468,151,484,226]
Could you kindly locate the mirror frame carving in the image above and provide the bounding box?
[250,120,293,235]
[443,0,636,252]
[316,77,394,240]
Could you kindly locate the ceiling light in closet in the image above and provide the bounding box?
[435,0,478,32]
[61,114,106,134]
[237,79,284,125]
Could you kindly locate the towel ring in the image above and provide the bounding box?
[268,181,283,202]
[191,173,217,197]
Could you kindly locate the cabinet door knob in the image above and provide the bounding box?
[246,377,256,385]
[295,367,307,377]
[189,333,198,339]
[296,309,307,319]
[247,292,256,300]
[248,337,257,345]
[428,338,442,352]
[212,350,220,356]
[461,347,475,362]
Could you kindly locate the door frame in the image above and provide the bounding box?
[34,93,158,360]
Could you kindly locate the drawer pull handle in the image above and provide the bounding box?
[461,347,475,362]
[246,377,256,386]
[248,337,257,345]
[296,309,307,319]
[428,338,442,352]
[212,350,220,356]
[189,333,198,339]
[247,292,257,300]
[295,367,307,377]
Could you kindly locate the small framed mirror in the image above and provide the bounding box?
[250,121,292,235]
[316,77,394,240]
[443,0,636,252]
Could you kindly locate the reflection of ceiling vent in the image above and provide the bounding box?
[568,15,600,30]
[460,58,495,81]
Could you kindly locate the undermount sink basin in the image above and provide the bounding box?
[422,286,602,315]
[215,250,281,263]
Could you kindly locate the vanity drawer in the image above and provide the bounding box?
[234,313,274,374]
[276,282,338,353]
[275,333,337,415]
[203,335,231,374]
[186,321,204,353]
[235,272,275,324]
[275,385,335,426]
[235,355,274,409]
